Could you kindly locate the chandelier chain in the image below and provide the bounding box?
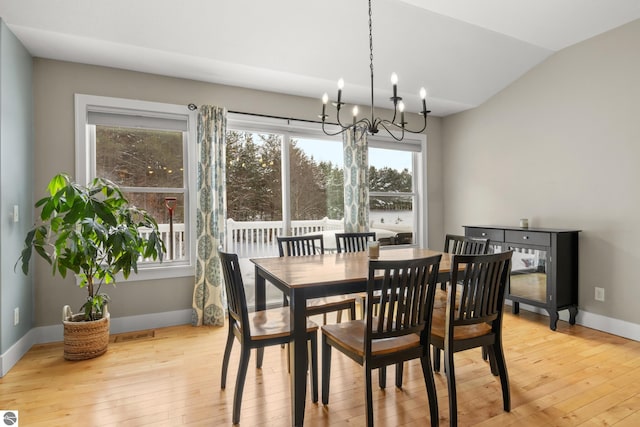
[369,0,375,125]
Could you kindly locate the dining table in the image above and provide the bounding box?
[251,247,453,426]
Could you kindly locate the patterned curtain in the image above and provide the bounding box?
[343,125,369,232]
[192,105,227,326]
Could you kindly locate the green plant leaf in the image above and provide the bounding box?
[18,173,165,305]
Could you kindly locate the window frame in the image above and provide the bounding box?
[74,94,197,280]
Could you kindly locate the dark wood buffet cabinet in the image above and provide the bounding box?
[464,225,580,331]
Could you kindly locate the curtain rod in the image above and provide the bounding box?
[187,103,331,126]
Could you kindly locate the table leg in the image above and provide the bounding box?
[255,265,266,368]
[290,288,308,426]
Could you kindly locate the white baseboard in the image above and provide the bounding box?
[0,328,38,377]
[508,301,640,341]
[1,309,193,377]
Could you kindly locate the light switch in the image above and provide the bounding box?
[13,205,19,223]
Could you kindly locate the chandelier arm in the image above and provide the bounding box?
[377,121,406,142]
[380,115,428,135]
[322,117,373,137]
[322,120,354,136]
[335,104,351,129]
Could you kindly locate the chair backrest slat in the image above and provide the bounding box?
[444,234,490,255]
[366,255,441,355]
[335,232,376,253]
[219,250,251,340]
[448,251,512,328]
[277,235,324,257]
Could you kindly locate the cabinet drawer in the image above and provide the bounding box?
[466,227,504,242]
[505,230,550,247]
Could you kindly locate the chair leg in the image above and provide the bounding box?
[308,333,318,403]
[492,342,511,412]
[486,345,499,376]
[396,362,404,388]
[221,323,235,389]
[321,334,332,405]
[420,355,439,427]
[257,348,264,369]
[359,297,366,320]
[365,364,374,427]
[378,366,387,389]
[444,346,458,427]
[432,345,441,371]
[232,346,251,425]
[349,301,357,320]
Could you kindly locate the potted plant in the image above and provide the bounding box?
[17,173,165,360]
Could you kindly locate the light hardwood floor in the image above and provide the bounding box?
[2,310,640,426]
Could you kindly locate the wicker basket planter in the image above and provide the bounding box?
[62,305,110,361]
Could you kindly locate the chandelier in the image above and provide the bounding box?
[320,0,430,141]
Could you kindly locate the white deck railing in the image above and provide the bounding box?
[142,217,345,260]
[140,223,187,261]
[226,217,343,258]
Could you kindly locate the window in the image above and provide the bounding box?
[225,114,426,308]
[368,136,425,245]
[75,94,196,280]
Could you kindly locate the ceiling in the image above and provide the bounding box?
[1,0,639,116]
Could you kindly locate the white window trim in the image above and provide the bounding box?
[74,94,197,281]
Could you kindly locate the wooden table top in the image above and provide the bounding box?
[251,248,451,289]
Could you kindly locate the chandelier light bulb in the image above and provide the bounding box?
[322,93,329,104]
[420,87,427,100]
[390,73,398,85]
[353,105,359,116]
[337,78,345,90]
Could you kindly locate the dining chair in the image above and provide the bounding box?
[277,235,357,324]
[335,231,376,253]
[443,233,489,256]
[335,231,377,319]
[434,234,490,370]
[321,255,442,427]
[218,250,318,425]
[430,251,513,427]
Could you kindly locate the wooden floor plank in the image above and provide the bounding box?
[1,310,640,426]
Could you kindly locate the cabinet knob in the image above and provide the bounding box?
[523,235,529,240]
[481,232,486,236]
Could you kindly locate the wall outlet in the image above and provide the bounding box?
[595,287,605,302]
[14,307,19,325]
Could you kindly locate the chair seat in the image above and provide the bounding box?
[248,307,318,340]
[322,319,421,357]
[430,308,492,341]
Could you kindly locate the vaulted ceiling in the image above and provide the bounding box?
[2,0,639,116]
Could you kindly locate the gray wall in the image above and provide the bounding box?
[31,58,444,327]
[0,19,34,353]
[442,19,640,323]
